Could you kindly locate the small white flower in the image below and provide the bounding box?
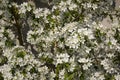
[69,3,77,10]
[78,58,89,63]
[27,6,32,11]
[87,3,92,8]
[50,71,56,79]
[115,74,120,80]
[56,53,70,65]
[56,58,63,64]
[62,54,70,63]
[59,69,65,79]
[83,62,92,70]
[33,8,43,18]
[92,4,98,10]
[19,7,26,14]
[90,72,105,80]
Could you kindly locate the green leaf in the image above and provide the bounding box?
[65,73,74,80]
[16,51,26,58]
[0,56,8,66]
[105,74,115,80]
[0,72,4,80]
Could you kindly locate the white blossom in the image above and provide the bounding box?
[59,69,65,80]
[115,74,120,80]
[78,58,90,63]
[0,0,119,80]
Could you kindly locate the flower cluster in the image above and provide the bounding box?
[0,0,120,80]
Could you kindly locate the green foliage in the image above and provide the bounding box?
[0,56,7,66]
[16,51,26,58]
[0,72,4,80]
[94,29,106,43]
[114,28,120,44]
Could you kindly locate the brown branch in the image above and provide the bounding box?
[14,19,24,46]
[11,5,24,46]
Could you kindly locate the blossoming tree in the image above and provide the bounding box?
[0,0,120,80]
